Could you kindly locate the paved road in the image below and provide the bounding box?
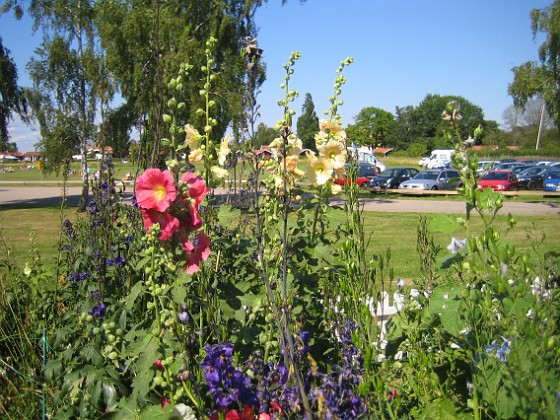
[1,186,560,215]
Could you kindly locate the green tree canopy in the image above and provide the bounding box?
[296,93,319,150]
[0,37,27,152]
[346,106,394,147]
[386,94,487,150]
[509,0,560,133]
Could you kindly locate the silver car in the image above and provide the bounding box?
[398,169,462,191]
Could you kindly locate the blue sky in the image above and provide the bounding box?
[1,0,552,152]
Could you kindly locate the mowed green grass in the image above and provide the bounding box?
[1,205,558,281]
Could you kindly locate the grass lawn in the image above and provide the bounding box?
[1,204,558,281]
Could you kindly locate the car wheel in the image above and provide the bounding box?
[431,186,438,190]
[527,181,537,190]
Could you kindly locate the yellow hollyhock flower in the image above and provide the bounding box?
[331,183,342,195]
[218,135,231,166]
[188,149,203,163]
[184,124,201,149]
[211,166,229,179]
[284,155,299,172]
[309,156,333,185]
[318,139,347,169]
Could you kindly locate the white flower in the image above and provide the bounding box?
[447,237,467,254]
[396,278,405,288]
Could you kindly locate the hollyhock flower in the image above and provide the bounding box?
[318,139,347,170]
[284,155,299,172]
[182,233,211,274]
[160,395,171,410]
[308,155,334,185]
[184,124,201,149]
[212,166,229,179]
[154,359,165,372]
[142,208,180,241]
[181,172,209,205]
[136,168,176,212]
[331,183,342,195]
[218,135,231,166]
[189,149,203,163]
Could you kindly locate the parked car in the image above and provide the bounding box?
[543,169,560,192]
[516,166,547,190]
[368,167,420,191]
[477,170,519,191]
[476,160,494,174]
[398,169,462,191]
[333,163,377,187]
[492,162,529,173]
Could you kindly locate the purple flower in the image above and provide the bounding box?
[88,303,107,317]
[177,304,189,324]
[70,272,88,282]
[201,343,257,408]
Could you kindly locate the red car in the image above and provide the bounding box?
[477,170,519,191]
[333,163,377,187]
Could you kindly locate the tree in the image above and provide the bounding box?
[296,93,318,150]
[509,1,560,132]
[253,122,277,148]
[346,106,394,147]
[95,0,265,167]
[0,37,27,152]
[26,0,101,210]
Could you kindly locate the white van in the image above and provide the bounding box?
[347,146,386,173]
[424,149,455,169]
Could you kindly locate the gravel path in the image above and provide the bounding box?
[1,186,560,215]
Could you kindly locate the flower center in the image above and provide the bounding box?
[154,185,166,202]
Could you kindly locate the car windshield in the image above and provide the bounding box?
[546,171,560,179]
[518,167,545,176]
[414,172,439,180]
[379,168,400,178]
[482,172,509,181]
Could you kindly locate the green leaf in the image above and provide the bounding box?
[417,398,469,419]
[125,282,145,310]
[428,215,459,234]
[216,205,241,228]
[428,283,464,336]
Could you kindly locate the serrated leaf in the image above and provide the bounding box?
[125,282,145,310]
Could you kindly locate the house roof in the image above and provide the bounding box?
[372,147,393,156]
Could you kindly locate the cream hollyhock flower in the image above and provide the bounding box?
[211,166,229,179]
[319,119,346,139]
[292,167,306,179]
[218,135,231,166]
[184,124,201,149]
[331,183,342,195]
[319,139,347,169]
[287,135,303,155]
[309,156,334,185]
[315,131,329,149]
[284,155,299,172]
[188,149,203,163]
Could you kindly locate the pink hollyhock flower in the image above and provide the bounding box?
[142,208,180,241]
[154,359,164,372]
[136,168,177,212]
[181,172,210,205]
[182,233,211,274]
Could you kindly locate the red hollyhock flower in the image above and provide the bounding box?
[182,232,211,274]
[136,168,177,212]
[141,208,180,240]
[181,172,210,205]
